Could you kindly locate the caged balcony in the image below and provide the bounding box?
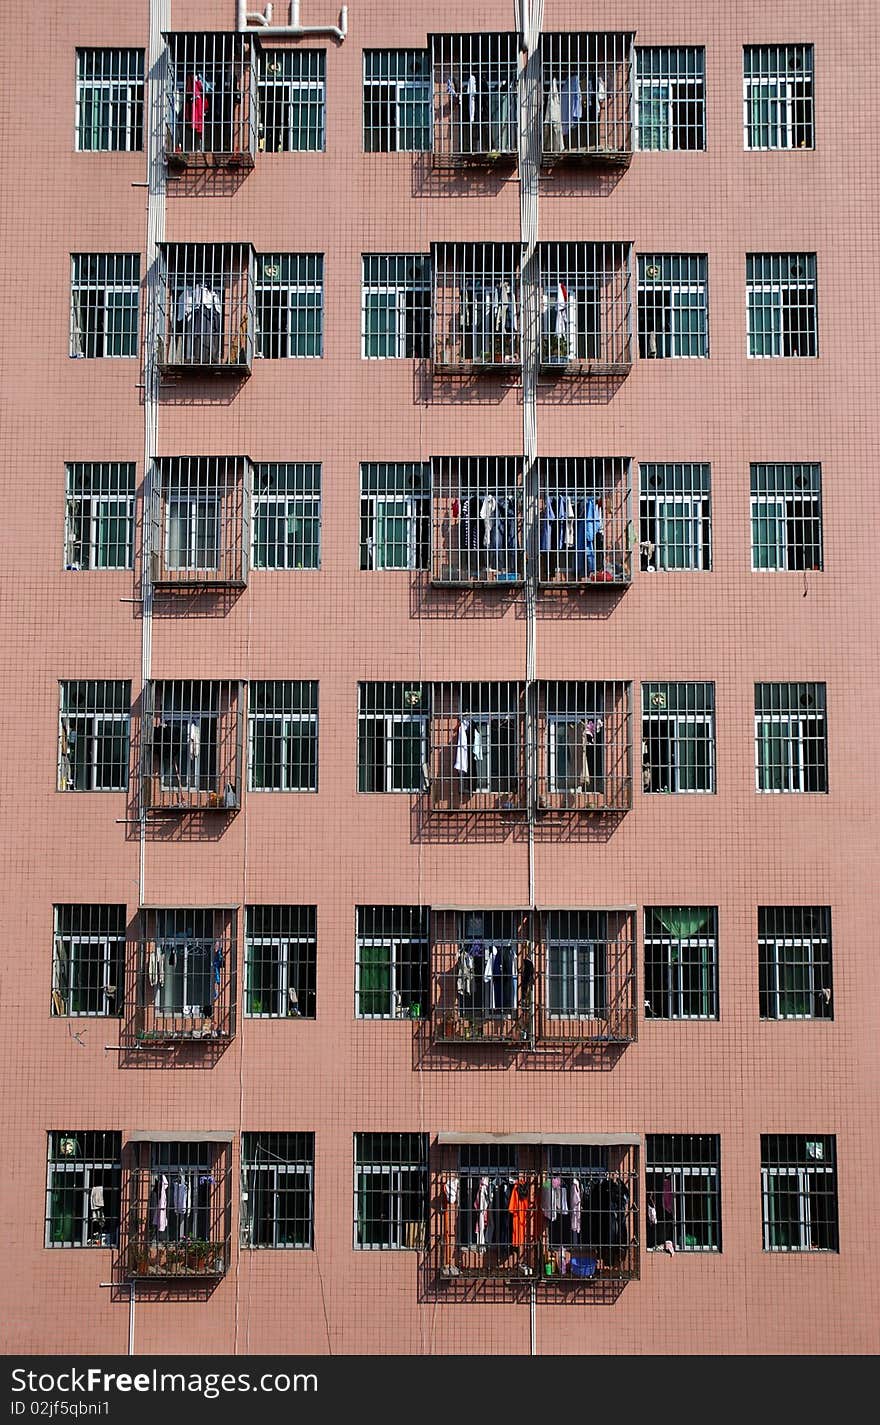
[535,681,632,813]
[430,33,518,168]
[130,907,236,1046]
[141,680,244,814]
[121,1137,232,1280]
[147,457,252,589]
[427,682,526,813]
[156,243,255,376]
[537,459,632,587]
[537,244,632,375]
[431,909,533,1045]
[164,32,259,170]
[430,457,523,586]
[540,32,634,167]
[432,243,521,374]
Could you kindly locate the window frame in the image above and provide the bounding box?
[45,1132,121,1249]
[361,257,431,359]
[257,48,326,153]
[353,1133,428,1250]
[75,49,145,153]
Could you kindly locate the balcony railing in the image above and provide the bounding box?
[164,32,258,170]
[141,680,244,814]
[534,680,632,811]
[427,682,527,812]
[537,243,632,375]
[432,242,521,374]
[430,457,523,585]
[130,908,236,1045]
[157,243,255,375]
[121,1140,232,1280]
[537,459,632,588]
[540,32,634,167]
[147,457,252,589]
[430,33,518,167]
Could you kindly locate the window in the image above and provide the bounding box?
[433,242,521,369]
[150,456,249,587]
[46,1131,121,1248]
[539,32,631,159]
[357,682,429,793]
[65,462,135,570]
[646,1135,720,1251]
[360,463,429,571]
[644,907,718,1020]
[245,906,316,1019]
[52,905,125,1018]
[747,253,817,357]
[76,49,144,152]
[640,464,711,571]
[638,254,708,358]
[70,254,140,358]
[755,682,827,792]
[165,32,256,162]
[761,1135,838,1251]
[58,680,130,791]
[255,254,323,358]
[252,463,321,570]
[759,907,832,1020]
[744,45,814,150]
[356,906,429,1019]
[642,682,715,793]
[546,911,609,1019]
[363,50,431,152]
[354,1133,428,1249]
[635,47,705,150]
[241,1133,314,1248]
[133,1141,230,1267]
[537,242,632,370]
[362,255,431,358]
[258,48,325,151]
[248,681,318,792]
[751,463,822,571]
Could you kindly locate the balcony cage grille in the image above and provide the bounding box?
[131,908,236,1045]
[540,32,634,166]
[430,457,523,585]
[430,33,518,166]
[164,32,258,168]
[432,243,521,373]
[122,1141,232,1278]
[157,243,255,374]
[428,682,526,812]
[537,459,632,586]
[537,243,632,373]
[535,681,632,812]
[758,906,832,1021]
[244,906,316,1019]
[141,679,244,813]
[52,904,126,1019]
[148,457,251,589]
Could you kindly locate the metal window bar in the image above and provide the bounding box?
[635,47,705,151]
[540,32,634,164]
[537,243,633,373]
[754,682,827,792]
[430,457,523,585]
[356,906,430,1020]
[760,1134,838,1252]
[431,909,532,1044]
[751,463,822,571]
[142,679,244,812]
[354,1133,428,1250]
[541,910,636,1044]
[123,1140,232,1277]
[65,462,135,571]
[364,50,431,153]
[535,681,632,812]
[759,906,832,1021]
[744,45,814,151]
[133,908,236,1044]
[429,682,526,812]
[360,463,429,571]
[258,47,325,152]
[538,459,632,586]
[148,456,250,588]
[255,254,323,358]
[429,33,517,166]
[76,49,144,152]
[164,32,258,167]
[241,1133,314,1248]
[248,681,318,792]
[357,682,429,793]
[244,905,316,1019]
[157,243,255,373]
[70,254,140,359]
[640,463,711,572]
[646,1135,721,1251]
[641,682,715,793]
[362,254,432,359]
[746,253,817,357]
[52,905,125,1019]
[58,680,130,792]
[46,1132,122,1249]
[638,254,708,358]
[251,463,321,570]
[432,243,521,372]
[643,907,719,1021]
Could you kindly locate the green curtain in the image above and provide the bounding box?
[655,908,709,940]
[359,942,391,1015]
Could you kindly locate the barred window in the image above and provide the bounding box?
[70,254,140,358]
[638,254,708,358]
[255,254,323,358]
[362,255,431,358]
[258,48,325,152]
[248,681,318,792]
[65,462,135,571]
[356,906,429,1019]
[759,907,832,1020]
[761,1135,837,1251]
[432,33,518,162]
[52,905,125,1018]
[744,45,814,150]
[245,906,316,1019]
[755,683,827,792]
[354,1133,428,1250]
[76,49,144,152]
[363,50,431,152]
[646,1136,720,1251]
[241,1133,314,1248]
[357,682,429,793]
[252,463,321,570]
[58,680,130,791]
[546,911,610,1019]
[635,48,705,150]
[751,463,822,571]
[640,463,711,571]
[747,254,817,357]
[642,683,715,793]
[360,463,430,570]
[644,907,718,1020]
[46,1132,121,1248]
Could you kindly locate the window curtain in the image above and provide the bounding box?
[359,941,392,1015]
[639,82,670,149]
[654,908,710,941]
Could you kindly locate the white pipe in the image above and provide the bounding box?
[237,3,272,27]
[237,1,347,40]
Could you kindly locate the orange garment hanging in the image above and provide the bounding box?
[509,1179,539,1245]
